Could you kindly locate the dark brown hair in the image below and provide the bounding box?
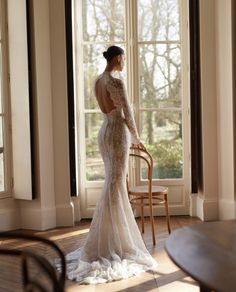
[103,45,124,62]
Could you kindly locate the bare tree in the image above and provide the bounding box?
[81,0,183,180]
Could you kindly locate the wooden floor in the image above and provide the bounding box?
[0,216,202,292]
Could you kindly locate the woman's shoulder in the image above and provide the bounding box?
[108,75,125,89]
[94,74,103,88]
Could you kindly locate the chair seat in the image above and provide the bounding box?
[129,185,168,195]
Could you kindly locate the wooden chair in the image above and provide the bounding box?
[0,232,66,292]
[127,146,171,245]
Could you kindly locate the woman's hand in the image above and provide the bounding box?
[132,142,146,151]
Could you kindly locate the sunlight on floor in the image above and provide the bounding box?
[157,276,199,292]
[49,228,90,241]
[0,216,201,291]
[66,273,199,292]
[66,242,200,291]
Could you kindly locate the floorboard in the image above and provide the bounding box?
[0,216,202,292]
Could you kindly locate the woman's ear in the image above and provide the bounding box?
[117,55,121,63]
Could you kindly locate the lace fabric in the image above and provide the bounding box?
[62,72,158,284]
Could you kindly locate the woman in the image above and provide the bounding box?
[65,46,157,284]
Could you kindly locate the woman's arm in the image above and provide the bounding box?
[117,80,142,145]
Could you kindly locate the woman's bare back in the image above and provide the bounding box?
[95,76,116,114]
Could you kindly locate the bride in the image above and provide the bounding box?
[65,45,157,284]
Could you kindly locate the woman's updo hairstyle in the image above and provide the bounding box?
[103,45,124,62]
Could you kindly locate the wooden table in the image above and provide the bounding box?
[165,220,236,292]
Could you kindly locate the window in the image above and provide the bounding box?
[74,0,126,182]
[137,0,183,180]
[73,0,190,216]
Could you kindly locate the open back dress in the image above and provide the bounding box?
[64,71,157,284]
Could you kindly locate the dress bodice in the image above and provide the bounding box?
[95,71,140,145]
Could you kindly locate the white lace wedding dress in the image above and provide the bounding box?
[64,71,157,284]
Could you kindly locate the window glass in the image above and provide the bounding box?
[82,0,125,42]
[138,0,180,41]
[85,113,105,181]
[78,0,184,182]
[140,110,183,179]
[83,44,106,110]
[139,44,181,108]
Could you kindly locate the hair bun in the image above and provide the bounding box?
[103,51,108,59]
[103,46,124,62]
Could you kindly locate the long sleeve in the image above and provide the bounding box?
[117,80,141,145]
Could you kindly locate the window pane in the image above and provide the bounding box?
[138,0,180,41]
[140,110,183,179]
[83,44,126,109]
[82,0,125,42]
[139,44,181,108]
[83,44,106,110]
[85,113,105,181]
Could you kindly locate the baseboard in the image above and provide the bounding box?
[20,206,56,230]
[218,198,235,220]
[71,196,81,222]
[0,208,20,231]
[56,202,74,226]
[190,194,218,221]
[202,197,219,220]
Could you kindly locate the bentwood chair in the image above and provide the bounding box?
[0,232,66,292]
[127,146,171,245]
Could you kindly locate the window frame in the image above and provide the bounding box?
[127,0,190,186]
[73,0,190,190]
[73,0,128,190]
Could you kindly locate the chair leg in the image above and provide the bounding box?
[148,197,156,245]
[141,198,144,233]
[150,209,155,245]
[164,193,171,234]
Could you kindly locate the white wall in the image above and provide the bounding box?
[193,0,235,221]
[19,0,56,230]
[0,0,74,231]
[0,198,20,231]
[215,0,235,219]
[194,0,219,221]
[49,0,74,226]
[19,0,74,229]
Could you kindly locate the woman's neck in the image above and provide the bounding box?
[105,63,116,74]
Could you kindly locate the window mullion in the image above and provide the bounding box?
[130,0,139,108]
[138,40,181,45]
[139,108,183,112]
[125,0,132,100]
[129,0,141,185]
[180,0,191,187]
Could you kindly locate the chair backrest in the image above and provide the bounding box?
[129,146,153,182]
[127,147,155,199]
[0,232,66,292]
